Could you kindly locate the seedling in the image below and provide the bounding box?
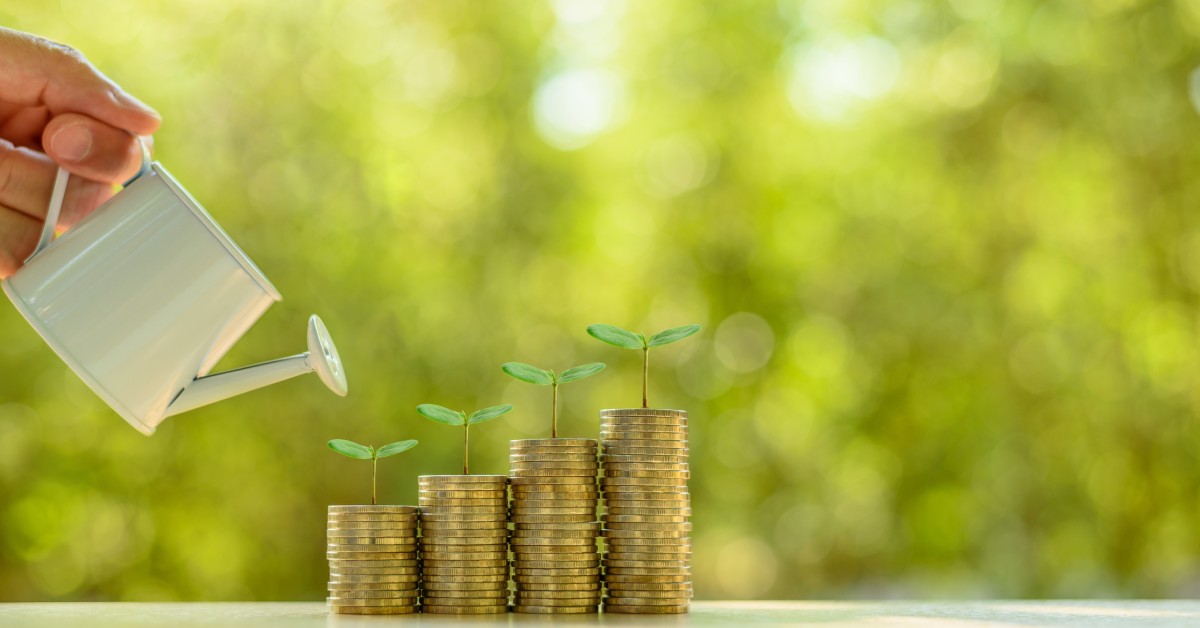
[501,362,606,438]
[417,403,513,474]
[586,324,701,408]
[327,438,418,505]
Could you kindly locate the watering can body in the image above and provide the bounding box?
[2,163,347,435]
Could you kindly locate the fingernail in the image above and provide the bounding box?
[50,124,93,162]
[114,90,161,121]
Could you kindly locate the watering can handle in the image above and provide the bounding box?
[26,137,153,263]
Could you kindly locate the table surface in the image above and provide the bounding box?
[1,601,1199,627]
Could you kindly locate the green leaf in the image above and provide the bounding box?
[416,404,466,426]
[501,362,554,385]
[586,324,645,349]
[376,439,418,458]
[558,362,606,384]
[647,324,702,347]
[327,439,373,460]
[468,404,513,425]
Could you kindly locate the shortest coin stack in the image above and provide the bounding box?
[419,475,510,614]
[600,409,693,614]
[327,505,420,615]
[509,438,602,614]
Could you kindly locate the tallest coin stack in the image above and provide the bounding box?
[599,409,692,614]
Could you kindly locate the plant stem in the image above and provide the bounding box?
[371,456,378,506]
[463,424,470,475]
[552,383,559,438]
[642,347,649,409]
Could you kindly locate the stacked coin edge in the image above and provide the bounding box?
[418,475,510,614]
[327,505,421,615]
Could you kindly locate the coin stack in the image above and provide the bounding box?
[418,475,510,614]
[508,438,602,614]
[599,409,692,614]
[326,505,421,615]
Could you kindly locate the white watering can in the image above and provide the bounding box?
[1,154,348,435]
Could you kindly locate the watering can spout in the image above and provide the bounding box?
[164,314,348,418]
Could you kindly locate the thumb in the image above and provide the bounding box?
[0,27,160,137]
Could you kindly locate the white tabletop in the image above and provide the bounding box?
[1,601,1199,627]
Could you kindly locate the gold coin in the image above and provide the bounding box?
[606,588,691,599]
[512,605,598,614]
[327,514,420,523]
[513,565,600,574]
[328,505,418,514]
[601,455,689,465]
[604,572,691,581]
[600,431,687,442]
[326,544,419,554]
[600,422,687,432]
[605,581,692,591]
[604,559,689,569]
[601,461,689,470]
[421,506,508,515]
[603,470,689,480]
[326,518,418,528]
[511,500,596,510]
[603,604,689,614]
[510,460,599,469]
[418,497,507,505]
[510,507,595,516]
[605,567,692,577]
[605,551,691,560]
[514,595,602,604]
[422,566,509,576]
[602,537,690,546]
[418,489,508,499]
[328,583,419,593]
[327,595,419,605]
[510,483,597,492]
[327,525,417,534]
[418,580,509,591]
[510,529,597,539]
[328,605,418,615]
[327,559,419,569]
[328,573,420,583]
[511,536,595,546]
[420,520,508,530]
[420,555,509,565]
[604,595,690,605]
[327,536,419,545]
[420,513,508,522]
[510,447,597,456]
[509,454,597,463]
[514,575,600,584]
[513,521,600,531]
[512,551,598,560]
[511,514,596,524]
[601,475,687,486]
[602,522,691,533]
[603,504,691,514]
[512,558,599,566]
[510,476,594,485]
[511,438,597,448]
[325,551,418,561]
[510,468,598,477]
[514,496,599,505]
[417,597,506,607]
[603,514,688,523]
[599,409,687,417]
[514,588,601,598]
[420,474,508,482]
[603,528,690,538]
[601,446,688,455]
[514,582,600,591]
[420,530,508,540]
[422,604,509,614]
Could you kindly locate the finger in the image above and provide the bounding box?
[0,27,160,136]
[0,138,117,221]
[0,205,39,278]
[43,113,145,183]
[0,105,48,149]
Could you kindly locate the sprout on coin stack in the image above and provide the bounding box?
[416,403,513,614]
[501,361,607,613]
[588,323,701,614]
[325,438,421,615]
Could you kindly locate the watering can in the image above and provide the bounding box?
[1,153,348,435]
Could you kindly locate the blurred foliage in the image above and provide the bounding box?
[2,0,1200,603]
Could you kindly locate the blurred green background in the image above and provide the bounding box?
[2,0,1200,602]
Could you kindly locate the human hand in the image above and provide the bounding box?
[0,27,161,277]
